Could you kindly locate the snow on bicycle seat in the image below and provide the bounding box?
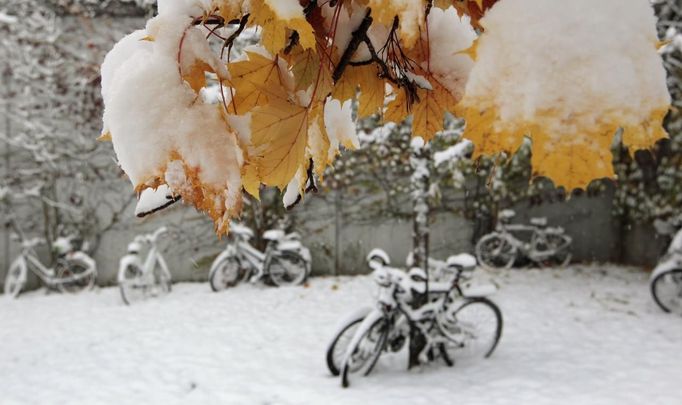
[499,209,516,220]
[230,223,254,239]
[263,229,285,241]
[446,253,477,269]
[530,217,548,227]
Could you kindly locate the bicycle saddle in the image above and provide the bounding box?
[530,217,547,227]
[499,209,516,223]
[263,229,285,241]
[231,223,254,239]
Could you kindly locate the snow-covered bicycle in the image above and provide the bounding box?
[4,230,97,299]
[117,227,172,305]
[475,209,572,269]
[328,249,502,387]
[650,219,682,314]
[209,223,311,291]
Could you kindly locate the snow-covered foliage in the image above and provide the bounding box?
[460,0,670,190]
[612,0,682,224]
[98,0,670,233]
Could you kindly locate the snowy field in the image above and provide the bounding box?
[1,265,680,405]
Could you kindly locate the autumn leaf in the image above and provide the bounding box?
[250,0,316,55]
[333,64,386,118]
[367,0,428,48]
[227,51,287,113]
[250,97,310,189]
[451,0,499,30]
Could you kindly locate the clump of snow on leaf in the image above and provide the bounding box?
[324,98,358,160]
[460,0,671,190]
[423,7,476,100]
[101,8,243,233]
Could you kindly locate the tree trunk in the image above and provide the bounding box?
[408,139,430,369]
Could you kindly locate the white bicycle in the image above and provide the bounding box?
[209,223,311,291]
[650,217,682,314]
[328,249,502,387]
[476,209,572,269]
[4,229,97,299]
[117,227,172,305]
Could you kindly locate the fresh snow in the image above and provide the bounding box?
[463,0,670,135]
[1,266,679,404]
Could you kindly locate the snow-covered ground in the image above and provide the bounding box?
[1,265,680,405]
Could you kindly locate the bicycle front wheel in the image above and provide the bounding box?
[476,234,517,270]
[537,234,572,268]
[326,317,365,376]
[267,251,309,287]
[209,257,244,292]
[4,261,26,299]
[119,264,147,305]
[341,317,388,388]
[439,298,503,362]
[651,269,682,314]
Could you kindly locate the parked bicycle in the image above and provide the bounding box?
[650,216,682,314]
[4,224,97,298]
[209,223,311,291]
[118,227,172,305]
[475,209,572,269]
[327,249,502,387]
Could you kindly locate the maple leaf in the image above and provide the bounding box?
[385,75,458,142]
[250,97,310,189]
[333,64,386,118]
[451,0,499,30]
[227,51,288,114]
[367,0,428,48]
[250,0,316,56]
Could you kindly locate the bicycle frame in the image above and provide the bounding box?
[496,223,570,260]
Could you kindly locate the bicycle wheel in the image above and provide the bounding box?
[56,259,96,294]
[537,234,572,268]
[476,234,517,270]
[326,317,364,376]
[267,251,309,287]
[341,317,388,388]
[651,269,682,314]
[4,261,26,298]
[119,264,147,305]
[209,257,244,292]
[439,298,503,362]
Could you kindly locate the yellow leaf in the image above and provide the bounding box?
[242,162,261,199]
[250,0,316,55]
[367,0,427,48]
[385,76,458,141]
[250,98,309,189]
[182,61,212,94]
[334,65,386,118]
[531,131,615,190]
[227,52,287,114]
[289,46,319,92]
[308,113,331,178]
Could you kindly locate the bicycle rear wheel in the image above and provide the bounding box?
[476,234,517,270]
[267,251,308,286]
[439,298,503,362]
[651,269,682,314]
[56,260,96,294]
